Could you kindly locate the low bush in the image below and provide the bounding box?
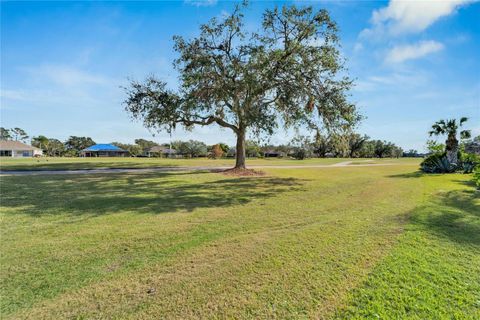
[293,148,308,160]
[420,153,456,173]
[459,152,480,174]
[473,166,480,189]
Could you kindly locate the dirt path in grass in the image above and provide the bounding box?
[0,161,403,176]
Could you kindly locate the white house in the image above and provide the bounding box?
[0,140,43,157]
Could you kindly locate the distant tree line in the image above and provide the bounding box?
[281,131,405,159]
[2,126,418,159]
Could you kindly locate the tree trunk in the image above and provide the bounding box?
[445,134,458,164]
[235,129,246,169]
[445,135,458,164]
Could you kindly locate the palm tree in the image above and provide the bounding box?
[429,117,471,164]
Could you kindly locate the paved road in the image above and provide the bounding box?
[0,161,402,176]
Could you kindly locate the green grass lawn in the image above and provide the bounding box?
[1,164,478,319]
[0,156,420,171]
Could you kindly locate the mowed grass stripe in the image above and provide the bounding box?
[336,174,480,319]
[1,165,476,318]
[1,165,416,318]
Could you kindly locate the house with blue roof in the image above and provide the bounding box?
[80,144,129,157]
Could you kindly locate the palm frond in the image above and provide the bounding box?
[460,117,468,126]
[460,130,471,139]
[429,123,444,136]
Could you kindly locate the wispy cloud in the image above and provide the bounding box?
[1,64,122,112]
[23,64,110,87]
[361,0,476,38]
[184,0,217,7]
[385,40,444,63]
[355,69,429,92]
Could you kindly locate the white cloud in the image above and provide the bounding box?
[362,0,476,37]
[385,40,444,63]
[1,64,122,113]
[353,42,364,53]
[184,0,217,7]
[354,69,429,92]
[23,64,109,87]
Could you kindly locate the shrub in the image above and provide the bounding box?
[473,166,480,189]
[293,148,308,160]
[209,144,224,159]
[459,152,480,174]
[420,153,456,173]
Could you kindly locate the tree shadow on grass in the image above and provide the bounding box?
[411,189,480,246]
[1,171,305,217]
[387,170,479,246]
[387,171,425,179]
[0,160,184,171]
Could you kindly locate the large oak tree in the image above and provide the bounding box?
[124,3,360,169]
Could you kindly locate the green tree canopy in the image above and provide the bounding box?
[173,140,208,157]
[45,139,65,157]
[134,139,158,151]
[0,127,12,140]
[124,3,359,169]
[31,135,49,150]
[32,135,66,156]
[10,127,29,142]
[65,136,96,155]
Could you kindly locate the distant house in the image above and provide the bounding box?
[80,144,129,157]
[144,146,177,158]
[0,140,43,157]
[263,149,285,158]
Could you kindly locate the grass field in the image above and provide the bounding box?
[1,160,479,319]
[0,156,421,171]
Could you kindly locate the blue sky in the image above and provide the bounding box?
[1,0,479,151]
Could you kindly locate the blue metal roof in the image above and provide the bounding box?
[82,144,126,152]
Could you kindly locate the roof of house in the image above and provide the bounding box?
[82,144,127,152]
[163,148,177,154]
[147,146,177,154]
[147,145,166,153]
[0,140,41,151]
[264,149,284,154]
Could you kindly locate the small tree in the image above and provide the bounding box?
[124,3,359,169]
[425,139,445,155]
[210,144,224,159]
[429,117,471,164]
